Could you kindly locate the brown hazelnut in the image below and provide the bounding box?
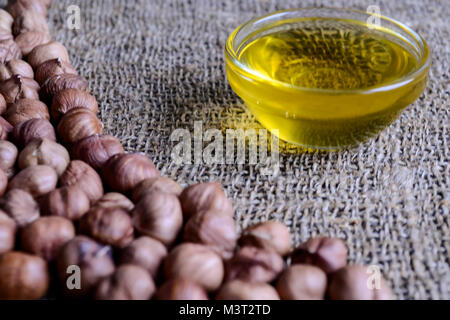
[328,265,393,300]
[79,206,134,248]
[0,189,39,227]
[36,58,77,86]
[184,209,237,259]
[7,0,49,18]
[0,38,22,64]
[0,116,13,141]
[132,191,182,246]
[15,31,51,56]
[94,264,155,300]
[291,237,348,274]
[18,138,70,176]
[0,9,13,33]
[41,74,88,102]
[60,160,104,203]
[51,88,97,121]
[0,140,17,178]
[0,59,34,82]
[240,221,291,256]
[8,165,57,197]
[225,246,284,283]
[156,278,209,300]
[56,236,115,297]
[27,41,69,69]
[57,107,103,145]
[94,192,134,211]
[40,185,90,220]
[0,168,7,196]
[0,209,16,254]
[132,177,182,202]
[119,236,167,278]
[276,265,327,300]
[0,251,49,299]
[4,98,49,126]
[72,134,123,170]
[12,10,49,36]
[102,153,159,193]
[0,75,39,104]
[12,118,56,148]
[164,243,224,292]
[21,216,75,261]
[180,182,233,219]
[216,280,280,300]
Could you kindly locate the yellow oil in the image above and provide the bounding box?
[226,18,428,149]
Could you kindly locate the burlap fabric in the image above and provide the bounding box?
[4,0,448,299]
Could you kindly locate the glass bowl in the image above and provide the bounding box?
[225,7,431,150]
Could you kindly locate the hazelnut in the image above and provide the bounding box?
[0,140,17,178]
[4,98,50,126]
[102,153,159,193]
[0,59,34,82]
[94,192,134,211]
[40,185,90,220]
[0,38,22,64]
[18,138,70,176]
[164,243,224,292]
[7,0,49,18]
[216,280,280,300]
[0,75,39,104]
[225,246,284,283]
[72,134,123,170]
[41,74,88,102]
[0,189,39,227]
[291,237,348,274]
[94,264,155,300]
[240,221,291,256]
[119,236,167,278]
[180,182,233,219]
[8,165,57,197]
[12,118,56,148]
[276,265,327,300]
[21,216,75,261]
[27,41,69,69]
[184,209,237,259]
[56,236,115,297]
[51,88,97,121]
[0,116,13,141]
[60,160,104,203]
[79,206,134,248]
[0,210,16,254]
[0,9,13,33]
[132,191,182,246]
[57,107,103,145]
[0,168,7,196]
[15,31,51,56]
[36,58,77,86]
[12,10,49,36]
[328,265,393,300]
[132,177,182,202]
[156,278,208,300]
[0,251,49,299]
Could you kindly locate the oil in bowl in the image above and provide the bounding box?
[225,8,430,149]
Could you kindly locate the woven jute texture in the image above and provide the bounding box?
[6,0,448,299]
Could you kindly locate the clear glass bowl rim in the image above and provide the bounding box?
[225,7,431,94]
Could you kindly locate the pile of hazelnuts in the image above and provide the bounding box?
[0,0,393,300]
